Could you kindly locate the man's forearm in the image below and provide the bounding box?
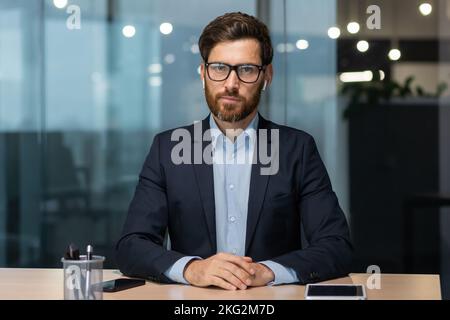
[259,260,299,285]
[164,256,202,284]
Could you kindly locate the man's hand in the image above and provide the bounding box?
[183,253,255,290]
[247,263,275,287]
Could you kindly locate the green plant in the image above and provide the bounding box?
[341,74,448,119]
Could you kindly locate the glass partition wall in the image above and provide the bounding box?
[1,2,448,298]
[1,0,341,268]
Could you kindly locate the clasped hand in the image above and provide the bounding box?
[183,252,275,290]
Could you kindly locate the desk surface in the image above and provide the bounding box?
[0,269,441,300]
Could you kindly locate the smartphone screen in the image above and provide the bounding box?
[102,278,146,292]
[305,284,366,299]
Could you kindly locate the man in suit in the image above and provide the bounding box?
[116,12,352,290]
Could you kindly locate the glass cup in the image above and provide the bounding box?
[61,255,105,300]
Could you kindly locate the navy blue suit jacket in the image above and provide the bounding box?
[116,114,353,284]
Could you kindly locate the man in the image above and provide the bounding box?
[116,12,352,290]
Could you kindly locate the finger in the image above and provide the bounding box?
[222,261,253,286]
[222,255,255,276]
[210,276,237,290]
[216,268,248,290]
[217,252,252,262]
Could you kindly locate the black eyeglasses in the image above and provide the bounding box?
[205,62,265,83]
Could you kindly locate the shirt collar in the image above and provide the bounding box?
[209,113,259,148]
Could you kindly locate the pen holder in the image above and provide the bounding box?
[61,255,105,300]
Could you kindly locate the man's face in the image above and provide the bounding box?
[201,39,272,123]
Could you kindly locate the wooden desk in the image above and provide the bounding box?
[0,269,441,300]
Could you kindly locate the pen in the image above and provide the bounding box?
[85,245,93,299]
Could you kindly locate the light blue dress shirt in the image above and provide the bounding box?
[164,113,299,285]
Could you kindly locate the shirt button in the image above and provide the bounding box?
[229,216,236,223]
[229,184,234,190]
[232,249,237,254]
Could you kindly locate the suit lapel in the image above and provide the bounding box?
[245,115,271,253]
[192,116,217,252]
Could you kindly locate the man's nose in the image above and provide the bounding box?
[224,69,240,92]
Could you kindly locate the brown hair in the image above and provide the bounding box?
[198,12,273,66]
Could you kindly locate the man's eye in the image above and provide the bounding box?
[240,66,256,74]
[212,65,227,72]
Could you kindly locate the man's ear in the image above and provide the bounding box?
[264,64,273,87]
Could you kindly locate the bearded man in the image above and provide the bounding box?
[116,12,353,290]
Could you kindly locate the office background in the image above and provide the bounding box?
[0,0,449,297]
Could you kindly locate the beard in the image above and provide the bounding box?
[205,81,264,123]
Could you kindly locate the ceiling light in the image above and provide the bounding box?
[53,0,68,9]
[122,25,136,38]
[160,23,173,35]
[328,27,341,39]
[296,39,309,50]
[419,3,433,16]
[357,40,369,52]
[388,49,401,61]
[339,71,373,83]
[347,22,360,34]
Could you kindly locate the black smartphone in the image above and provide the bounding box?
[305,284,367,300]
[102,278,146,292]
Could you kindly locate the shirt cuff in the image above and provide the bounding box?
[163,256,202,284]
[259,260,299,286]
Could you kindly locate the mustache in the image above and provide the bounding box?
[216,92,243,100]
